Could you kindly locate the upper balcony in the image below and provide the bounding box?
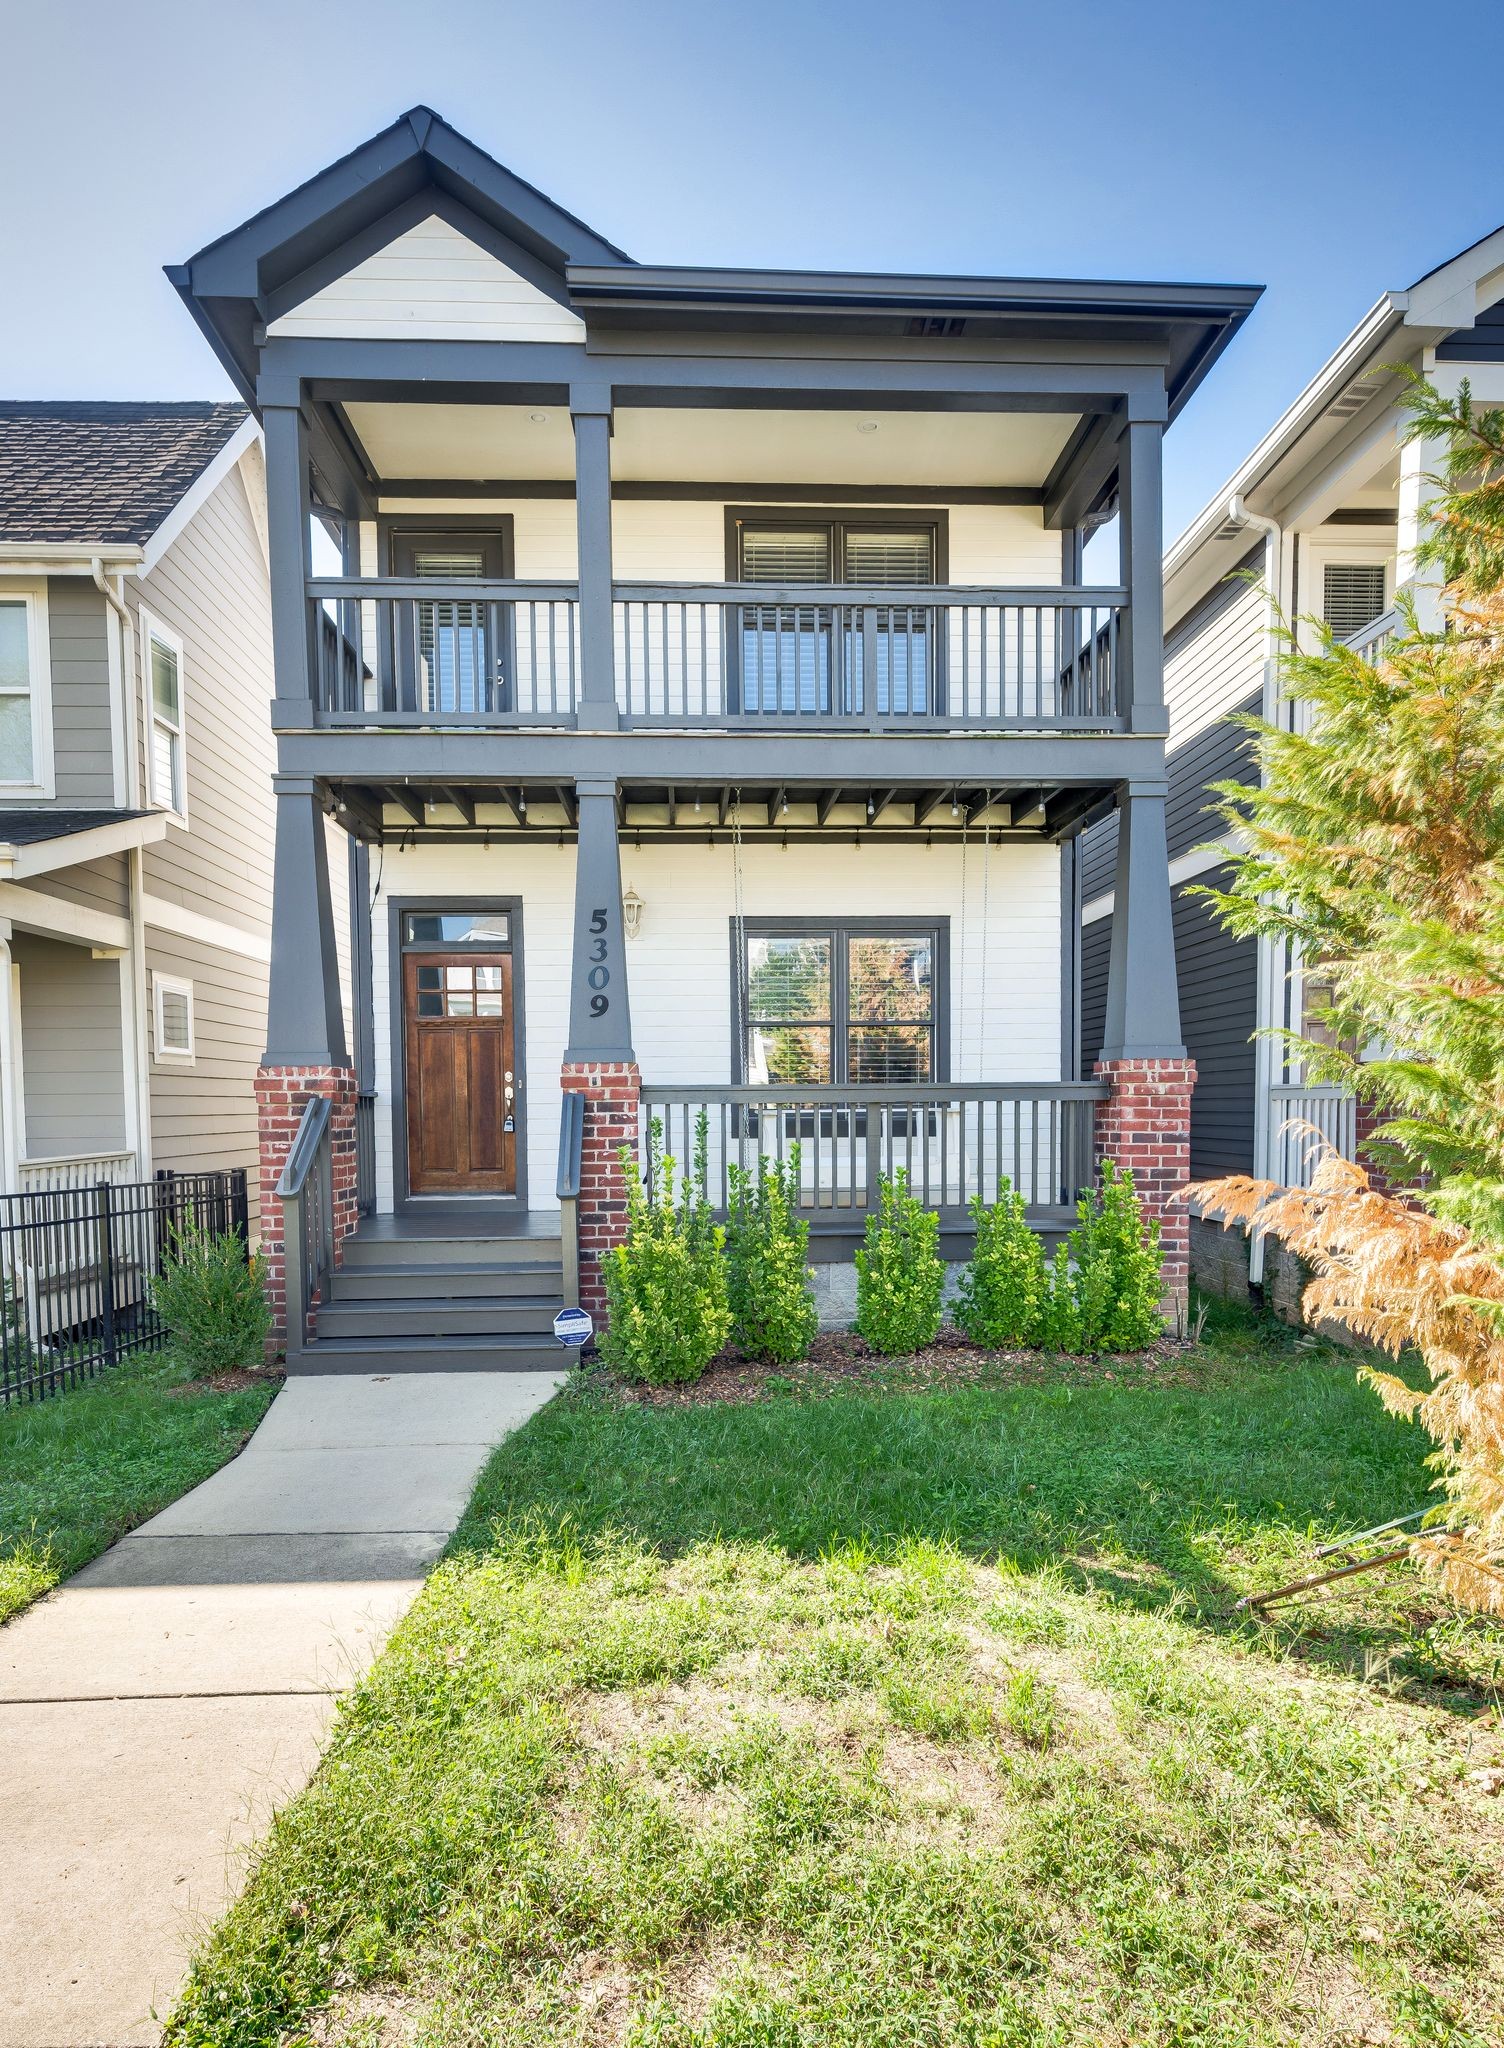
[168,106,1260,780]
[307,573,1127,732]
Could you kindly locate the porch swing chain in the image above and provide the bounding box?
[980,791,993,1082]
[731,788,748,1138]
[959,798,970,1078]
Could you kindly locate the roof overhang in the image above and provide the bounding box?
[0,541,144,576]
[0,811,169,881]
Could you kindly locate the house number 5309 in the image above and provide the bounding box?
[587,907,610,1015]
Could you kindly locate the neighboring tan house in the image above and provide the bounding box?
[1079,225,1504,1303]
[0,401,346,1228]
[169,105,1261,1367]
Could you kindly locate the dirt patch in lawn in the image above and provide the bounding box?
[163,1366,285,1398]
[577,1325,1217,1408]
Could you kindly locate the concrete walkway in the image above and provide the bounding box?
[0,1368,561,2048]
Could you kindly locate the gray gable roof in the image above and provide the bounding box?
[0,401,247,546]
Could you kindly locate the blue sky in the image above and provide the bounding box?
[3,0,1501,539]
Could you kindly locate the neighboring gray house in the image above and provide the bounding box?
[0,402,343,1227]
[169,106,1261,1365]
[1079,224,1504,1299]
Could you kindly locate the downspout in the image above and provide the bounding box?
[92,561,153,1179]
[1223,499,1282,1287]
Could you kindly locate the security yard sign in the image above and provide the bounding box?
[553,1307,594,1348]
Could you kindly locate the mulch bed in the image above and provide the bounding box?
[576,1326,1215,1408]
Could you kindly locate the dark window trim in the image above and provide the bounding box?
[378,511,517,575]
[723,505,949,584]
[387,894,528,1213]
[729,915,950,1086]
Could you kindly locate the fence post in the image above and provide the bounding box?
[232,1167,250,1254]
[95,1180,117,1371]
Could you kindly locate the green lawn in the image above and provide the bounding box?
[168,1311,1504,2048]
[0,1354,278,1624]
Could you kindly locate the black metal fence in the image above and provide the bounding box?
[0,1167,250,1405]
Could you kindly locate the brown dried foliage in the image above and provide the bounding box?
[1193,1144,1504,1614]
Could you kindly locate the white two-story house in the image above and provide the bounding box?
[169,107,1261,1366]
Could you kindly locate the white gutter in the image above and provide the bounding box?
[1222,496,1285,1287]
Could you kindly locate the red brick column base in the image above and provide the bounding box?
[1094,1056,1196,1323]
[561,1061,641,1329]
[255,1064,359,1346]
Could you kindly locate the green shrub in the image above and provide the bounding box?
[601,1114,730,1385]
[854,1171,945,1355]
[1035,1242,1085,1353]
[1069,1161,1165,1352]
[726,1143,818,1364]
[151,1224,270,1376]
[954,1180,1046,1348]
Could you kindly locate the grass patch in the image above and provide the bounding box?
[167,1306,1504,2047]
[0,1352,277,1623]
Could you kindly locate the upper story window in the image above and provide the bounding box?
[153,972,195,1061]
[738,520,938,586]
[739,920,942,1085]
[0,588,52,792]
[1321,561,1389,642]
[143,612,187,817]
[732,516,943,717]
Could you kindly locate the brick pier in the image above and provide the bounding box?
[560,1060,641,1326]
[1094,1056,1196,1319]
[254,1064,358,1343]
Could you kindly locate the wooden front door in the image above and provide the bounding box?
[403,953,516,1194]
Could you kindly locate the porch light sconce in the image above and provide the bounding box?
[622,887,644,941]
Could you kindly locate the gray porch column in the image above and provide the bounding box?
[1118,416,1166,733]
[263,403,316,725]
[572,391,618,729]
[1100,784,1185,1060]
[264,777,348,1067]
[564,779,634,1062]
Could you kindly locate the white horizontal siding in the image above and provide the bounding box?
[368,499,1059,586]
[268,217,587,344]
[368,836,1061,1215]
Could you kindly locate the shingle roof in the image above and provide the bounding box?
[0,808,152,845]
[0,402,248,546]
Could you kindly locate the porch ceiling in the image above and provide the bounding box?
[326,778,1108,844]
[344,401,1076,490]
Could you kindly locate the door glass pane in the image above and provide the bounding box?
[0,604,30,691]
[747,936,830,1019]
[444,965,472,989]
[476,994,504,1017]
[849,1025,931,1084]
[446,992,475,1017]
[404,913,509,947]
[747,1024,831,1085]
[416,990,442,1017]
[417,965,441,991]
[475,964,504,989]
[0,695,33,781]
[740,530,834,715]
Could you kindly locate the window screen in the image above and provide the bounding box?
[1322,562,1387,640]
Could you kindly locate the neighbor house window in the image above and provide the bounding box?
[1321,561,1389,642]
[154,973,195,1060]
[738,921,943,1085]
[144,614,186,815]
[0,590,50,789]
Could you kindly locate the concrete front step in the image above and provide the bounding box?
[327,1261,563,1303]
[316,1296,566,1341]
[288,1332,568,1374]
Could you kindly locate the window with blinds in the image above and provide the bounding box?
[414,547,489,712]
[1322,562,1388,641]
[736,519,938,714]
[742,923,938,1085]
[738,521,935,585]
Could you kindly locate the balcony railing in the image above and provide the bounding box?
[306,579,1127,731]
[640,1082,1108,1228]
[1268,1083,1357,1189]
